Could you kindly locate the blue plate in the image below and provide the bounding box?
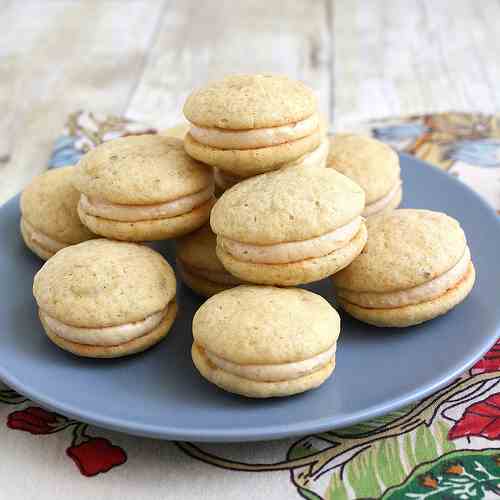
[0,154,499,442]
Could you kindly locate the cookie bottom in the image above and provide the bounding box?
[338,263,476,327]
[184,130,321,176]
[177,260,232,297]
[78,198,214,241]
[216,224,368,286]
[41,300,178,358]
[365,185,403,218]
[20,218,57,260]
[192,344,335,398]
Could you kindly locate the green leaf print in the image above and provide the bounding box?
[326,473,349,500]
[346,443,383,498]
[335,404,418,437]
[414,426,438,464]
[381,449,500,499]
[287,440,320,461]
[297,487,324,500]
[324,425,454,500]
[377,437,407,488]
[0,388,27,405]
[435,420,456,454]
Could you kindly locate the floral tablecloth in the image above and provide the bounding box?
[1,112,500,500]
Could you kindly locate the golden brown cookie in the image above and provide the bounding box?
[211,167,367,285]
[33,239,177,357]
[74,135,215,241]
[327,134,402,217]
[176,225,246,297]
[192,286,339,398]
[183,74,322,177]
[20,166,96,260]
[332,209,475,327]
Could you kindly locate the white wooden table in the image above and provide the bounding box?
[2,0,500,204]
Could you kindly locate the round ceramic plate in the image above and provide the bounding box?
[1,154,499,442]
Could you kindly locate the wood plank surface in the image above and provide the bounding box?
[333,0,500,130]
[0,0,165,203]
[127,0,332,130]
[2,0,500,204]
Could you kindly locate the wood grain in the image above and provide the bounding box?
[0,0,165,204]
[127,0,332,130]
[2,0,500,204]
[333,0,500,130]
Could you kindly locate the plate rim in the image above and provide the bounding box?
[1,152,499,442]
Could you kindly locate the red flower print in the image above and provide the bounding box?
[67,437,127,477]
[471,340,500,375]
[448,393,500,440]
[5,405,127,478]
[7,406,63,434]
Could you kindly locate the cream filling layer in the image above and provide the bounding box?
[22,218,66,253]
[284,136,329,169]
[179,260,242,286]
[41,307,168,346]
[203,343,336,382]
[189,114,319,150]
[214,138,329,191]
[79,185,213,222]
[362,180,402,217]
[338,247,471,309]
[220,216,363,264]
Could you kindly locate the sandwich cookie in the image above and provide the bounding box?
[20,166,96,260]
[33,239,177,357]
[74,135,215,241]
[183,74,322,178]
[192,286,340,398]
[211,167,367,286]
[332,209,475,327]
[176,224,246,297]
[213,116,330,194]
[327,134,402,217]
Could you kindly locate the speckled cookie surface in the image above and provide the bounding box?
[338,263,476,327]
[177,224,227,274]
[177,262,231,297]
[176,225,243,296]
[78,198,214,242]
[211,167,365,244]
[192,344,335,398]
[193,286,340,365]
[20,166,95,244]
[327,134,400,204]
[216,224,367,286]
[184,129,321,176]
[74,135,213,205]
[20,219,59,261]
[33,239,176,327]
[43,300,177,358]
[333,209,467,292]
[183,74,317,130]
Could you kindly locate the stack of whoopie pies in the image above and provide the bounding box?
[21,74,475,399]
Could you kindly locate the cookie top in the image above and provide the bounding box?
[327,134,400,204]
[211,167,365,244]
[20,166,95,244]
[193,286,340,364]
[333,209,467,292]
[73,135,213,205]
[183,74,317,130]
[176,224,224,273]
[33,239,176,327]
